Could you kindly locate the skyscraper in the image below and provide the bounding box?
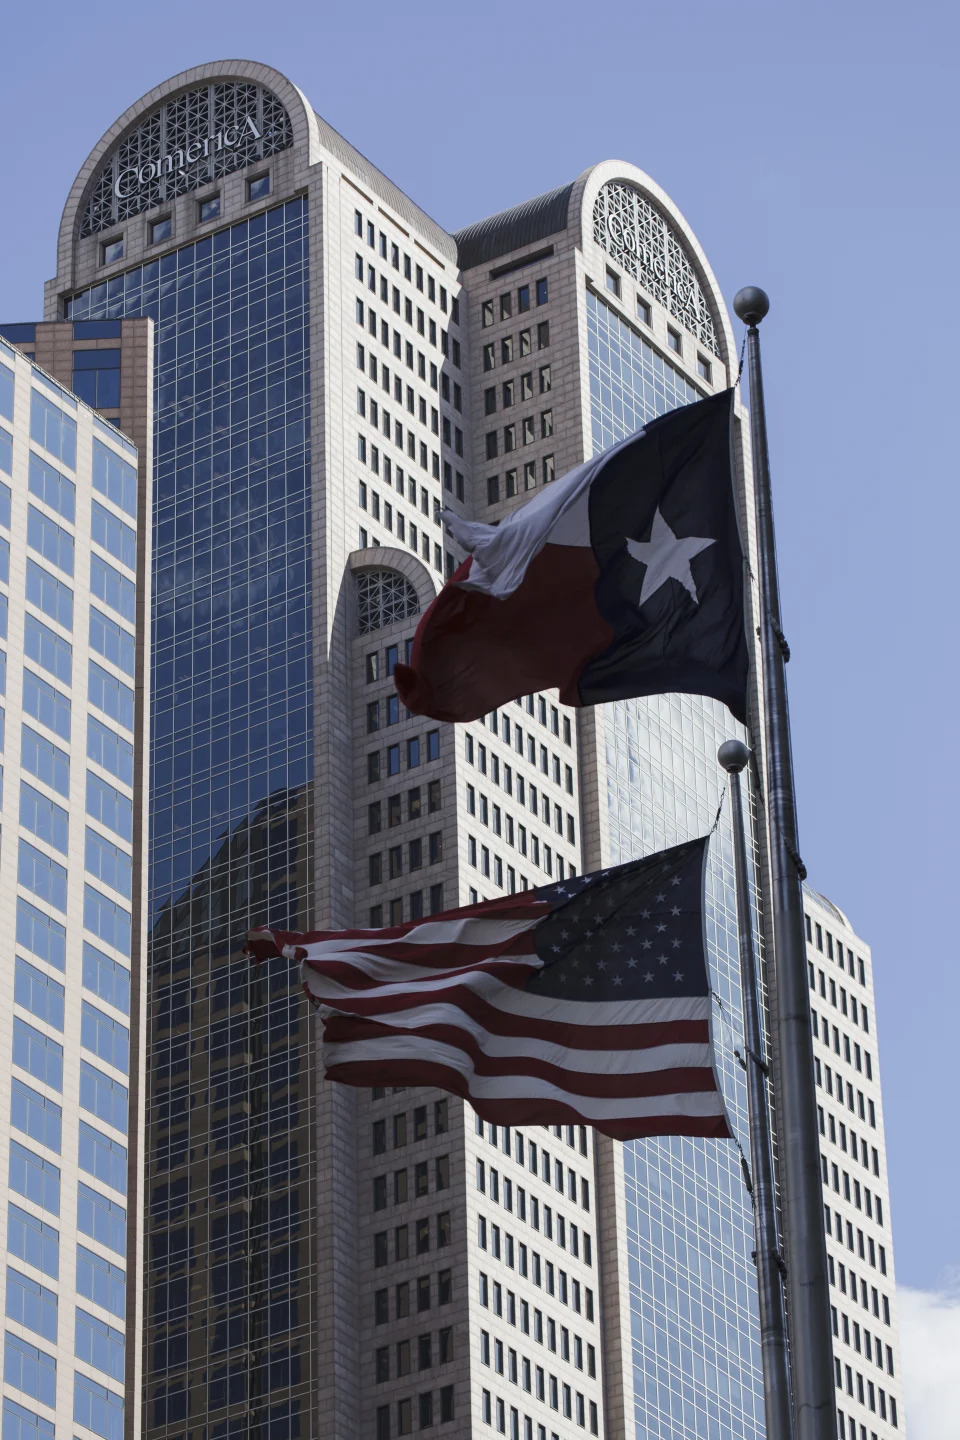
[803,888,904,1440]
[32,58,905,1440]
[0,334,150,1440]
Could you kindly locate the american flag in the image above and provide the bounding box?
[246,836,731,1141]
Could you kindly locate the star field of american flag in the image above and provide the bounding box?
[527,837,710,1001]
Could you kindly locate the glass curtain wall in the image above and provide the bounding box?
[66,197,316,1440]
[587,289,764,1440]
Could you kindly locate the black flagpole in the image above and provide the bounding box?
[718,740,794,1440]
[733,287,835,1440]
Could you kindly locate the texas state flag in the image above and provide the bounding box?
[395,389,749,725]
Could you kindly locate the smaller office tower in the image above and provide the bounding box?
[804,886,905,1439]
[0,333,151,1440]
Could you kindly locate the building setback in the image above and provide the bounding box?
[29,57,906,1440]
[0,334,151,1440]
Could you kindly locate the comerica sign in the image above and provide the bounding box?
[80,81,293,238]
[113,114,265,200]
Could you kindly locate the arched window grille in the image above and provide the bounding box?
[592,180,720,355]
[356,569,420,635]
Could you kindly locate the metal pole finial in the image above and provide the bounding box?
[718,739,751,774]
[734,286,770,326]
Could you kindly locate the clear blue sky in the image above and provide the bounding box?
[1,0,955,1292]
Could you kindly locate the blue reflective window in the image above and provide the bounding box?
[83,885,131,957]
[19,782,69,854]
[10,1078,62,1152]
[76,1185,125,1256]
[85,828,132,899]
[88,662,133,730]
[0,534,8,583]
[0,364,12,420]
[91,504,136,571]
[3,1334,56,1407]
[86,773,133,841]
[17,840,67,913]
[22,672,70,741]
[27,506,74,576]
[16,900,66,971]
[27,454,75,522]
[81,1001,129,1074]
[0,648,5,694]
[78,1120,127,1192]
[23,615,72,685]
[25,559,73,629]
[86,720,132,786]
[76,1246,125,1318]
[8,1142,59,1216]
[0,429,11,476]
[74,321,122,340]
[89,609,134,676]
[74,1373,124,1440]
[6,1205,58,1280]
[72,349,121,410]
[82,944,130,1016]
[0,479,10,527]
[1,1399,54,1440]
[21,726,70,796]
[0,592,7,640]
[12,1023,63,1093]
[92,441,136,518]
[5,1268,58,1343]
[79,1061,128,1134]
[90,556,135,624]
[75,1310,125,1382]
[14,958,65,1031]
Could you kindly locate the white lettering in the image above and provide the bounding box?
[114,167,139,200]
[109,104,268,202]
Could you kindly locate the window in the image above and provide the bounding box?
[4,1334,56,1407]
[28,506,74,576]
[80,1062,127,1134]
[11,1077,62,1152]
[697,353,712,382]
[357,569,419,634]
[72,349,121,410]
[667,326,682,353]
[9,1142,59,1217]
[90,555,135,624]
[78,1120,127,1192]
[30,394,76,470]
[605,269,621,298]
[248,173,271,202]
[73,1373,124,1440]
[75,1308,125,1382]
[536,278,548,305]
[6,1268,58,1343]
[77,1183,125,1255]
[14,958,64,1031]
[101,238,124,265]
[75,1252,125,1336]
[199,195,221,223]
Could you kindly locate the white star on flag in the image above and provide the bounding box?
[625,508,715,608]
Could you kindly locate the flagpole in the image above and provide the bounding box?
[718,740,794,1440]
[733,287,835,1439]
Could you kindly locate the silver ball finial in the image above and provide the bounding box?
[733,287,770,326]
[718,739,751,774]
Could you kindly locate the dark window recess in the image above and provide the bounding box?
[1,323,37,343]
[72,349,121,408]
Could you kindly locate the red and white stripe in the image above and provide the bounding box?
[247,897,730,1141]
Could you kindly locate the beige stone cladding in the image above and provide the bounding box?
[804,888,906,1438]
[0,339,149,1440]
